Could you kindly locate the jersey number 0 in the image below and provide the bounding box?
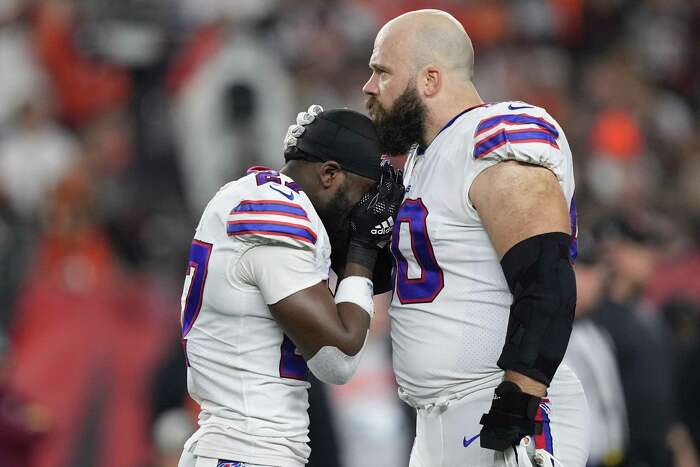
[391,198,444,303]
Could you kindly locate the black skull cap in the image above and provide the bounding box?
[286,108,383,181]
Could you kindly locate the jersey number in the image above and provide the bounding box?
[180,239,308,380]
[391,198,444,303]
[280,335,308,380]
[181,240,213,337]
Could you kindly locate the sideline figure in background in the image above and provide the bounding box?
[178,105,404,467]
[363,9,588,467]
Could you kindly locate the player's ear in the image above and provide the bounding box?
[421,65,441,98]
[318,161,343,189]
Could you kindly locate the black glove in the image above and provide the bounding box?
[479,381,543,451]
[330,243,395,294]
[371,246,394,294]
[349,161,404,250]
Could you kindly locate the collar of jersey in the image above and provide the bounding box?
[416,103,488,156]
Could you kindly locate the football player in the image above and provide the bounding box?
[178,105,404,467]
[363,10,588,467]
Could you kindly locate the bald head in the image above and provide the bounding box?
[363,9,483,153]
[378,9,474,80]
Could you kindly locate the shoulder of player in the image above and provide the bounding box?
[216,170,310,211]
[467,101,571,180]
[467,101,563,156]
[439,102,557,143]
[222,170,323,248]
[479,101,556,124]
[474,101,561,134]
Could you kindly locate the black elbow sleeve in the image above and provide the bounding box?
[497,232,576,385]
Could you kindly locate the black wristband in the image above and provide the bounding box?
[346,241,378,270]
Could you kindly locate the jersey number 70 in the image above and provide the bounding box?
[391,198,444,303]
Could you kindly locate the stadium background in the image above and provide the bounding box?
[0,0,699,466]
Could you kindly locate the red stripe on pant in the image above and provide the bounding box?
[534,398,553,454]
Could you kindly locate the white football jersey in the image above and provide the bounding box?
[390,101,577,406]
[180,168,331,467]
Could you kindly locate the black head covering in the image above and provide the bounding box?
[284,108,382,181]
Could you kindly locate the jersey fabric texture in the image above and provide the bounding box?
[389,102,586,466]
[180,169,331,467]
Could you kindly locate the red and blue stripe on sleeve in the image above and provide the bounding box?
[473,113,560,159]
[227,200,317,245]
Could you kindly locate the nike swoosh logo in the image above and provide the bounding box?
[270,185,294,200]
[463,434,480,447]
[508,104,533,110]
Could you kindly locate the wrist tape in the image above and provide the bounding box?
[334,276,374,318]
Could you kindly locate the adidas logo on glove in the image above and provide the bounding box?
[371,218,395,235]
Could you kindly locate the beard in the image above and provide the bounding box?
[367,82,428,156]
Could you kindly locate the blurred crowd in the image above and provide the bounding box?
[0,0,698,466]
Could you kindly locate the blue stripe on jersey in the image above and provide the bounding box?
[232,200,308,219]
[476,114,559,138]
[226,221,317,244]
[473,129,559,159]
[569,196,578,261]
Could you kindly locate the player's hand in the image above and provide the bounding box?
[349,161,404,250]
[479,381,543,451]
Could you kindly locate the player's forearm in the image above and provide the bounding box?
[334,304,371,355]
[503,370,547,397]
[333,256,374,355]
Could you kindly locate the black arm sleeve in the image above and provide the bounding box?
[497,232,576,385]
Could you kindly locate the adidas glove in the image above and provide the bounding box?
[479,381,543,451]
[349,161,404,251]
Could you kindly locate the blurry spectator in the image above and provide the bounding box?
[595,212,665,307]
[78,109,142,261]
[585,107,654,208]
[31,0,131,126]
[0,91,77,220]
[169,20,294,213]
[273,1,378,111]
[9,164,174,467]
[74,0,170,69]
[663,299,700,358]
[626,1,693,87]
[646,215,700,306]
[678,335,700,453]
[662,299,700,454]
[564,235,627,466]
[593,212,696,467]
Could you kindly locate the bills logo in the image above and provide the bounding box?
[217,461,244,467]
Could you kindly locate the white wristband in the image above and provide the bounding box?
[334,276,374,318]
